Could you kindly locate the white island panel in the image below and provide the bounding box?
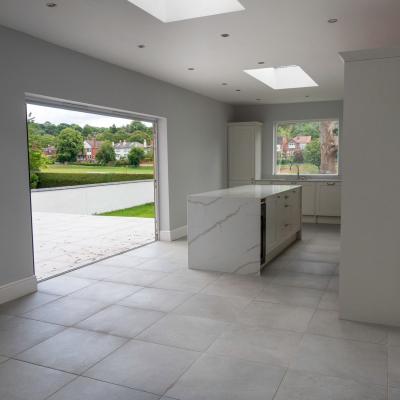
[188,196,261,274]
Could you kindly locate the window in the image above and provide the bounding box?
[274,119,339,175]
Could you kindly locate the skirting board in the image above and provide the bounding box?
[159,225,187,241]
[0,275,37,305]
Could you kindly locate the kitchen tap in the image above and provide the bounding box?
[290,164,300,179]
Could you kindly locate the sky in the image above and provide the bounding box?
[26,103,152,128]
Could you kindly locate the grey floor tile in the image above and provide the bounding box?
[69,264,126,280]
[327,276,339,291]
[269,259,337,276]
[68,281,142,304]
[166,354,285,400]
[47,377,159,400]
[272,271,330,290]
[389,329,400,346]
[173,293,250,322]
[307,310,388,344]
[136,258,184,273]
[119,287,192,312]
[389,346,400,388]
[84,340,199,395]
[0,359,75,400]
[208,323,302,367]
[274,369,387,400]
[152,270,220,293]
[17,327,126,374]
[318,290,339,311]
[391,387,400,400]
[202,274,266,299]
[238,301,314,332]
[291,334,387,386]
[106,269,167,286]
[137,314,228,351]
[77,305,164,337]
[278,250,339,264]
[23,297,107,326]
[0,292,60,316]
[38,275,94,295]
[0,314,64,357]
[256,284,323,308]
[97,254,148,268]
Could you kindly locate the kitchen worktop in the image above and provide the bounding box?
[189,184,302,200]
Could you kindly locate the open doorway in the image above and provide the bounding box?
[26,99,159,280]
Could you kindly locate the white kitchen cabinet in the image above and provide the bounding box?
[228,122,262,184]
[316,182,341,216]
[300,182,316,216]
[265,195,279,251]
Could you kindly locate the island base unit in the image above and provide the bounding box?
[187,185,302,275]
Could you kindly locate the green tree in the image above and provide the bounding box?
[96,141,116,165]
[304,139,321,168]
[128,147,145,167]
[56,128,84,163]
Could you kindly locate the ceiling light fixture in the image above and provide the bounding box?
[236,89,241,92]
[46,2,57,7]
[221,33,230,38]
[328,18,338,23]
[244,65,318,90]
[137,44,146,49]
[221,83,228,86]
[258,61,265,65]
[127,0,245,23]
[188,67,195,71]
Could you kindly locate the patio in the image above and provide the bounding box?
[32,212,155,280]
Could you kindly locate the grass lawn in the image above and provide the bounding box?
[276,163,320,175]
[100,203,155,218]
[43,164,153,175]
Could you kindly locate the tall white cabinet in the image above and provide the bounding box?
[228,122,262,187]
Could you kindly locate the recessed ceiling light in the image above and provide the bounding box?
[188,67,195,71]
[127,0,245,23]
[137,44,146,48]
[46,2,57,7]
[221,33,230,38]
[305,95,310,98]
[221,82,228,86]
[258,61,265,65]
[328,18,338,23]
[236,89,241,92]
[244,65,318,90]
[256,98,261,101]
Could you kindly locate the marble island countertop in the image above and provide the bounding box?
[188,184,301,200]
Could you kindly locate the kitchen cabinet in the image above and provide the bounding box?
[316,182,341,216]
[228,122,262,186]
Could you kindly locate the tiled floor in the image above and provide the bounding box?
[32,212,155,280]
[1,224,399,399]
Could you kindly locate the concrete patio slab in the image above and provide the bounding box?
[32,212,155,280]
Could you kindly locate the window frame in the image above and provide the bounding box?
[273,118,340,177]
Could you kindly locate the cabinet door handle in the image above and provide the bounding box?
[284,205,289,208]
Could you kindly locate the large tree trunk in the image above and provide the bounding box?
[320,121,338,174]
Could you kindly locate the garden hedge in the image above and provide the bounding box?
[36,172,153,188]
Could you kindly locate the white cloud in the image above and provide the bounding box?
[26,104,152,128]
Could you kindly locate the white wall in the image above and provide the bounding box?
[0,26,232,289]
[339,48,400,327]
[31,181,154,215]
[233,101,343,177]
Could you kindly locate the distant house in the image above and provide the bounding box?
[114,140,144,160]
[43,145,57,157]
[286,135,312,156]
[79,139,103,161]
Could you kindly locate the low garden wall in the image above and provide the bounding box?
[31,180,154,215]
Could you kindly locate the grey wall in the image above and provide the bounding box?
[340,49,400,327]
[233,101,343,177]
[0,26,232,287]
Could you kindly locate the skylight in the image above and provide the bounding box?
[244,66,318,90]
[127,0,245,23]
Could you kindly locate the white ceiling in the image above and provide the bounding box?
[1,0,400,104]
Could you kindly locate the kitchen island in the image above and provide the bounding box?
[188,185,302,275]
